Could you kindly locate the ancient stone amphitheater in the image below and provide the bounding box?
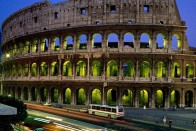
[1,0,196,108]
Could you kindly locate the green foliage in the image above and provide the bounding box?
[0,95,27,124]
[65,88,71,104]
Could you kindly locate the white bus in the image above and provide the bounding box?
[88,104,124,119]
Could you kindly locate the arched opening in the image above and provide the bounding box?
[124,33,134,48]
[17,87,21,99]
[51,62,58,76]
[31,63,37,76]
[78,34,87,49]
[170,90,180,107]
[63,88,71,104]
[156,62,166,78]
[32,39,38,53]
[107,60,118,76]
[107,33,118,48]
[18,42,23,55]
[156,34,167,49]
[91,61,102,76]
[24,41,30,54]
[40,62,48,76]
[172,34,181,50]
[64,36,73,50]
[62,61,72,76]
[107,89,117,105]
[12,65,16,77]
[24,64,29,76]
[171,62,181,78]
[186,64,194,78]
[51,88,58,103]
[155,90,164,108]
[140,33,151,48]
[23,87,28,101]
[185,90,193,107]
[92,34,102,48]
[31,87,37,101]
[91,89,101,104]
[41,38,49,52]
[51,37,60,51]
[123,61,134,77]
[18,64,22,77]
[76,88,86,105]
[140,61,150,77]
[76,61,86,76]
[122,89,133,107]
[139,90,149,107]
[40,87,47,102]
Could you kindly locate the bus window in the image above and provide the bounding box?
[101,107,105,111]
[97,106,100,110]
[118,108,124,112]
[105,108,111,112]
[92,106,96,109]
[112,108,116,113]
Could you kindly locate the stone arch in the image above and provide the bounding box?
[31,87,37,101]
[124,33,134,48]
[122,89,133,107]
[51,87,58,103]
[91,88,101,104]
[107,88,117,105]
[23,87,29,101]
[76,88,86,105]
[107,60,118,76]
[185,90,193,107]
[32,39,38,53]
[63,88,71,104]
[155,90,164,108]
[107,33,118,48]
[92,33,102,48]
[62,61,72,76]
[64,36,73,50]
[172,34,181,50]
[78,34,87,49]
[24,63,29,76]
[40,87,47,102]
[41,38,49,52]
[156,33,167,49]
[140,33,151,48]
[51,37,60,51]
[76,61,86,76]
[186,63,194,78]
[91,61,102,76]
[140,61,150,77]
[51,62,58,76]
[170,90,180,107]
[171,62,181,78]
[156,61,166,78]
[31,63,37,76]
[139,89,149,107]
[123,61,134,77]
[40,62,48,76]
[24,41,30,54]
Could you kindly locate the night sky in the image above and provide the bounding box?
[0,0,196,47]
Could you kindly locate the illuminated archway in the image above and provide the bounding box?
[51,37,60,51]
[122,89,133,106]
[140,33,151,48]
[156,62,166,78]
[139,90,149,107]
[91,61,102,76]
[78,34,87,49]
[76,88,86,105]
[24,41,30,54]
[92,34,102,48]
[23,87,28,101]
[107,60,118,76]
[186,64,194,78]
[91,89,101,104]
[64,36,73,50]
[156,33,167,49]
[18,42,23,54]
[40,62,48,76]
[140,61,150,77]
[40,87,47,102]
[41,38,49,52]
[51,62,58,76]
[63,88,71,104]
[124,33,134,48]
[31,63,37,76]
[171,62,181,78]
[170,90,180,107]
[107,33,118,48]
[62,61,72,76]
[31,87,37,101]
[172,34,181,50]
[107,89,117,105]
[185,90,193,107]
[51,88,58,103]
[123,61,134,77]
[76,61,86,76]
[32,39,38,53]
[17,64,22,77]
[155,90,164,108]
[24,64,29,76]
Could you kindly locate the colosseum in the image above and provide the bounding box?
[1,0,196,108]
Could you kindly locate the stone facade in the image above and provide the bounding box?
[1,0,196,108]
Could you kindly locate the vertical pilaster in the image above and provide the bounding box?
[58,58,62,80]
[102,33,107,52]
[151,33,156,52]
[134,88,139,108]
[164,87,171,108]
[47,88,51,103]
[71,89,76,105]
[119,32,123,52]
[118,58,122,80]
[102,82,107,105]
[180,88,185,107]
[135,59,139,81]
[86,89,90,105]
[193,88,196,107]
[28,87,31,101]
[150,87,155,108]
[37,87,40,103]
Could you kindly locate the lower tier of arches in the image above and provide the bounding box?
[1,81,196,108]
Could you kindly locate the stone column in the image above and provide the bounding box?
[71,89,76,105]
[37,61,40,80]
[48,37,51,54]
[58,88,62,104]
[28,87,31,101]
[151,33,156,52]
[58,58,62,80]
[102,82,107,105]
[119,32,123,52]
[168,58,172,82]
[60,36,64,53]
[118,59,122,80]
[164,87,171,108]
[117,88,122,105]
[193,88,196,107]
[88,34,92,52]
[73,35,78,52]
[167,32,172,53]
[86,89,90,105]
[102,33,107,52]
[47,88,51,103]
[180,88,185,107]
[21,87,24,100]
[135,59,139,81]
[182,59,186,81]
[134,88,139,108]
[151,58,155,81]
[150,87,155,108]
[38,39,41,54]
[28,61,31,79]
[37,87,40,103]
[72,60,75,79]
[135,34,140,52]
[102,57,106,80]
[87,56,90,80]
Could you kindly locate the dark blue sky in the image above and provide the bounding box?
[0,0,196,47]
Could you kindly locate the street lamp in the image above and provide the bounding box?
[6,53,10,58]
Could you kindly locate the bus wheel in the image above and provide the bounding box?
[108,114,111,118]
[92,112,95,115]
